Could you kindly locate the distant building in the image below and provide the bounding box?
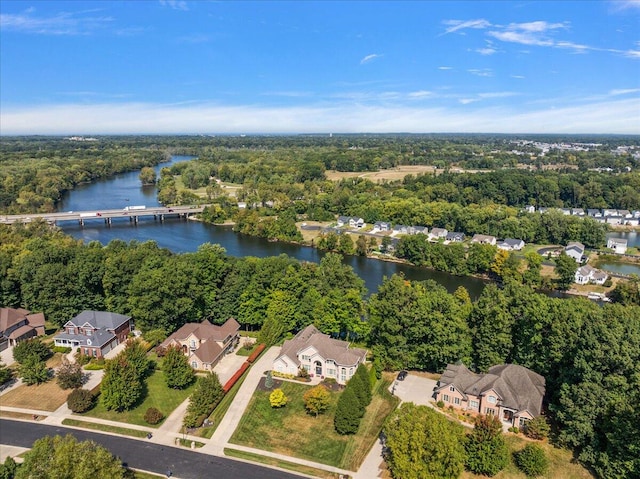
[471,234,497,246]
[607,238,628,255]
[575,265,608,285]
[497,238,525,251]
[565,242,585,263]
[54,311,132,358]
[428,228,448,241]
[0,308,45,350]
[446,232,466,242]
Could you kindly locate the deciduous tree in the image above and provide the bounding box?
[163,345,195,389]
[303,385,330,417]
[465,414,509,476]
[100,357,142,411]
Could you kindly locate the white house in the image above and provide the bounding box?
[372,221,391,232]
[607,238,628,255]
[273,325,367,385]
[428,227,448,241]
[565,242,585,263]
[575,265,608,285]
[497,238,525,251]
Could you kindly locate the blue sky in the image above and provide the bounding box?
[1,0,639,134]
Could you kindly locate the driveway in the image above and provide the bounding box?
[0,345,15,366]
[213,349,250,385]
[391,373,438,407]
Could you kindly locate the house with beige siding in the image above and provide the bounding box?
[159,318,240,371]
[434,363,545,428]
[273,325,367,385]
[0,308,45,351]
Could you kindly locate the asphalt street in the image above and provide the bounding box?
[0,419,305,479]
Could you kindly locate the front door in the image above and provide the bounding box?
[315,361,322,376]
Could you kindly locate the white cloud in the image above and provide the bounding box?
[0,10,113,35]
[438,66,453,70]
[609,88,640,95]
[476,47,497,55]
[159,0,189,11]
[468,68,493,77]
[442,19,491,35]
[360,53,382,64]
[610,0,640,11]
[511,75,526,79]
[408,90,433,98]
[3,98,637,134]
[459,98,479,105]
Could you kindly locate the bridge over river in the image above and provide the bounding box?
[0,205,208,226]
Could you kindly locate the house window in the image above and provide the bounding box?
[349,368,353,377]
[327,369,335,376]
[190,339,196,349]
[519,417,529,427]
[449,386,455,392]
[454,397,461,405]
[487,395,496,404]
[340,368,346,382]
[470,400,479,409]
[303,364,310,371]
[486,408,495,416]
[84,348,89,355]
[301,355,310,361]
[443,394,450,402]
[326,360,334,365]
[92,349,97,357]
[191,361,197,368]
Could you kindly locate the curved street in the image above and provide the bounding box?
[0,419,306,479]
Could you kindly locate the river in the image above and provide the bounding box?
[57,155,488,297]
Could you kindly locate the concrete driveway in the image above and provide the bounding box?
[0,345,15,366]
[391,373,438,407]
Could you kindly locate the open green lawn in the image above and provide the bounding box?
[80,369,195,427]
[230,379,399,471]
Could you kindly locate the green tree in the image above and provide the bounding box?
[13,338,51,364]
[523,416,550,440]
[121,339,151,379]
[0,361,12,386]
[163,345,195,389]
[0,457,17,479]
[138,166,157,185]
[465,414,509,476]
[184,371,224,428]
[269,388,288,408]
[334,386,362,435]
[67,388,94,413]
[303,385,331,417]
[522,251,543,287]
[384,403,466,479]
[16,434,125,479]
[264,370,274,389]
[337,233,355,255]
[355,234,368,256]
[514,444,549,478]
[100,357,142,411]
[56,358,85,390]
[554,252,577,291]
[19,354,49,385]
[471,285,513,372]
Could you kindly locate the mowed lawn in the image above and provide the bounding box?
[80,369,195,427]
[230,379,399,471]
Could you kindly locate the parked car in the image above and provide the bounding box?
[397,370,408,381]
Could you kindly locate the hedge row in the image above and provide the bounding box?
[247,343,266,363]
[223,362,249,393]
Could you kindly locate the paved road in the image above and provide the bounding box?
[0,419,305,479]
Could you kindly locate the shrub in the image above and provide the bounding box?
[247,343,266,363]
[52,346,72,354]
[515,444,549,477]
[272,371,295,380]
[0,362,12,386]
[297,367,309,379]
[508,426,520,434]
[437,400,445,408]
[303,385,331,417]
[67,389,94,413]
[74,351,91,366]
[223,362,249,393]
[269,388,288,408]
[524,416,550,440]
[144,407,164,425]
[465,414,509,476]
[56,359,85,389]
[264,371,274,389]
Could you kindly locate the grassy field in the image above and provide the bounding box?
[0,378,69,411]
[224,448,344,479]
[80,369,195,427]
[62,418,150,438]
[230,378,399,471]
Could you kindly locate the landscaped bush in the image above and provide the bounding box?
[144,407,164,425]
[247,343,266,363]
[223,361,249,393]
[524,416,550,440]
[52,346,72,354]
[269,388,288,408]
[508,426,520,434]
[74,351,91,366]
[67,388,94,413]
[437,400,445,408]
[515,444,549,477]
[84,358,106,370]
[272,371,295,380]
[297,367,309,379]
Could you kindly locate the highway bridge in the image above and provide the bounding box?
[0,205,208,226]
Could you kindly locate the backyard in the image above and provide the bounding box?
[229,378,399,471]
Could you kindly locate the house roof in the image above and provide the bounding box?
[565,241,585,252]
[472,234,496,243]
[577,265,595,276]
[160,318,240,347]
[278,325,367,369]
[1,307,33,333]
[608,238,628,246]
[7,324,36,340]
[192,340,224,365]
[431,227,447,235]
[502,238,524,246]
[438,363,545,417]
[55,328,116,348]
[68,311,131,331]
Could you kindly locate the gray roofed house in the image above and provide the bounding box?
[497,238,525,251]
[434,363,545,428]
[587,209,602,217]
[428,227,448,241]
[471,234,497,246]
[273,324,367,385]
[54,310,132,358]
[446,232,465,242]
[565,241,585,262]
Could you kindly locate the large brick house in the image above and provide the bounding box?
[273,325,367,385]
[53,311,132,358]
[159,318,240,371]
[434,363,546,428]
[0,307,46,351]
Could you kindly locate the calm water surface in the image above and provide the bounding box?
[57,156,488,297]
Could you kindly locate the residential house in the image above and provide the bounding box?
[603,208,619,217]
[607,237,628,254]
[471,234,497,246]
[618,210,632,219]
[560,208,572,216]
[446,232,466,242]
[587,209,602,217]
[54,311,132,358]
[349,217,366,229]
[434,363,545,428]
[273,325,367,385]
[336,216,350,227]
[159,318,240,371]
[571,208,585,216]
[428,227,448,241]
[627,218,640,227]
[565,242,585,263]
[575,265,608,285]
[0,308,45,351]
[413,226,429,235]
[392,224,409,235]
[524,205,535,214]
[606,215,624,225]
[497,238,525,251]
[372,221,391,232]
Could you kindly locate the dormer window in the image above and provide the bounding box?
[449,386,455,392]
[488,395,497,404]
